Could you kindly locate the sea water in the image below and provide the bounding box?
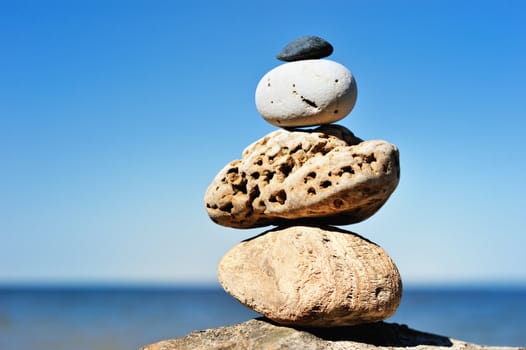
[0,286,525,349]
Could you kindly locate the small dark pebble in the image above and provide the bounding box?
[276,35,333,62]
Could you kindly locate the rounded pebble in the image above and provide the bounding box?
[276,35,334,62]
[255,59,357,127]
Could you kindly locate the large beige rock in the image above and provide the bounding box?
[205,125,400,229]
[142,318,521,350]
[218,225,402,327]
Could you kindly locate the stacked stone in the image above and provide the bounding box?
[204,36,402,327]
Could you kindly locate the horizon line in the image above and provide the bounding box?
[0,280,525,290]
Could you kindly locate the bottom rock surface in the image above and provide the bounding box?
[141,318,523,350]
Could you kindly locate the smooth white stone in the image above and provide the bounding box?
[255,59,357,127]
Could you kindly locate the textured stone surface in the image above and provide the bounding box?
[218,225,402,327]
[255,59,357,127]
[205,125,400,229]
[142,318,523,350]
[276,35,334,61]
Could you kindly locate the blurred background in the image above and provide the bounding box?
[1,0,525,349]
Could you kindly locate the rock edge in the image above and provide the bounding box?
[141,318,523,350]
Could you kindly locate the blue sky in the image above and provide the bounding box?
[1,0,525,286]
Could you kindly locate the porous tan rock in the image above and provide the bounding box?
[217,225,402,327]
[204,125,400,229]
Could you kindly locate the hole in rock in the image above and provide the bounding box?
[249,185,261,202]
[304,172,317,183]
[365,154,377,163]
[232,179,248,194]
[278,162,294,177]
[269,190,287,205]
[340,166,354,175]
[290,144,302,154]
[320,180,332,188]
[311,141,328,155]
[301,96,318,108]
[333,199,344,208]
[219,202,233,213]
[263,171,275,183]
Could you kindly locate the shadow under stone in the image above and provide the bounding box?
[259,318,453,347]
